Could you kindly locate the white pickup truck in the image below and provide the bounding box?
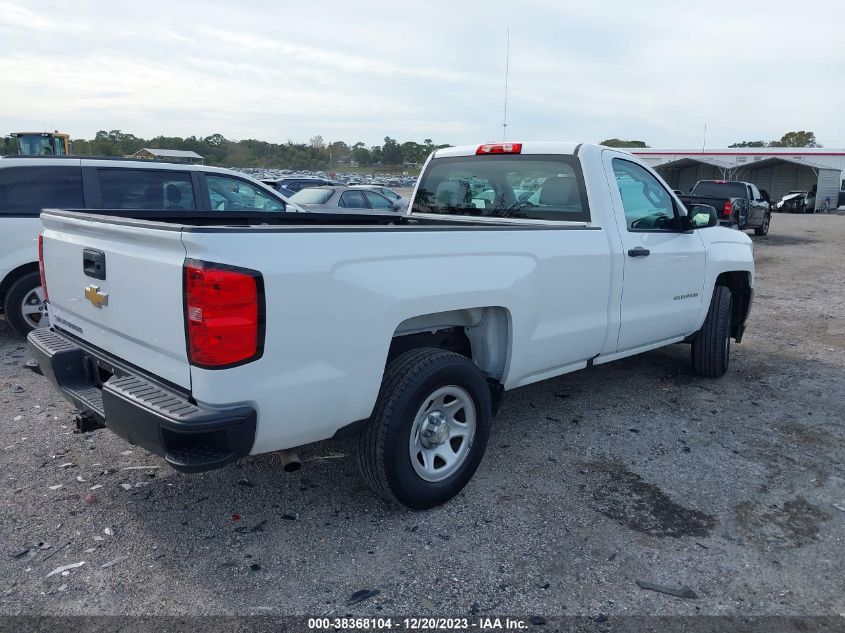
[29,142,754,509]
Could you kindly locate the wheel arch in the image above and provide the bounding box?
[0,261,40,312]
[715,271,753,341]
[388,306,512,382]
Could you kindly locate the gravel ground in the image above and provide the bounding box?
[1,213,843,618]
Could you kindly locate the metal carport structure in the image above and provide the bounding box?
[729,157,841,211]
[651,157,735,193]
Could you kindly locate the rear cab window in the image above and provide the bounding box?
[411,154,590,222]
[0,166,84,215]
[97,168,195,210]
[692,181,748,198]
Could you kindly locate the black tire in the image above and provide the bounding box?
[3,271,46,337]
[754,212,771,236]
[358,347,492,509]
[691,286,733,378]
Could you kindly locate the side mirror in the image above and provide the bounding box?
[390,202,402,211]
[760,189,770,203]
[689,203,719,229]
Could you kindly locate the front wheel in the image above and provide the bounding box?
[3,271,48,336]
[691,286,733,378]
[358,348,492,509]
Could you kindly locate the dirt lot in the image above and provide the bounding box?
[1,214,843,618]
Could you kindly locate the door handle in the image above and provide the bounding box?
[82,248,107,280]
[627,247,650,257]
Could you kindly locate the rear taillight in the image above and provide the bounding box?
[476,143,522,155]
[183,260,264,368]
[722,200,733,218]
[38,233,48,302]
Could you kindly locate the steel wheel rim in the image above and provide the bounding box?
[409,385,476,482]
[21,286,48,329]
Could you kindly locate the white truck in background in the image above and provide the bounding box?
[29,142,754,509]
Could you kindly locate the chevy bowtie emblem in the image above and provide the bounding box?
[84,285,109,308]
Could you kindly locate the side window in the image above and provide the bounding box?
[339,190,366,208]
[206,175,285,212]
[364,191,392,209]
[611,159,676,231]
[0,166,84,215]
[98,169,195,210]
[750,184,760,200]
[381,188,400,201]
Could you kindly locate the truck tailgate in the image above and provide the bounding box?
[41,212,191,389]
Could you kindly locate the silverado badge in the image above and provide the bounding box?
[84,285,109,308]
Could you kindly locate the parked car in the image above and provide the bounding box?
[289,186,405,214]
[775,191,808,213]
[273,177,341,192]
[678,180,771,235]
[0,156,299,336]
[350,184,409,209]
[28,142,754,509]
[260,179,297,199]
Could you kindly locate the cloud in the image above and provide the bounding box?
[1,0,843,147]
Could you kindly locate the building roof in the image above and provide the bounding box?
[628,147,845,157]
[729,156,839,171]
[135,148,203,159]
[652,157,734,170]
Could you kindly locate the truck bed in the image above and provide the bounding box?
[43,208,589,230]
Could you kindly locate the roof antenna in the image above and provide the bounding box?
[502,27,510,141]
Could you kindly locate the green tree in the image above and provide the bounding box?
[381,136,402,166]
[728,140,768,148]
[350,142,372,166]
[770,131,819,147]
[600,138,649,148]
[326,140,349,166]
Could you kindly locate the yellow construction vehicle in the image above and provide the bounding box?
[4,131,72,156]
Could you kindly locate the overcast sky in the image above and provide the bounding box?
[1,0,843,148]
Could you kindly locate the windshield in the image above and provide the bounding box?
[411,154,590,222]
[290,188,334,204]
[16,134,65,156]
[692,181,747,198]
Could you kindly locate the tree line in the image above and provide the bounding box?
[64,131,452,170]
[2,129,823,165]
[728,131,820,148]
[600,131,821,149]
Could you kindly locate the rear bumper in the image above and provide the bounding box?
[27,328,256,473]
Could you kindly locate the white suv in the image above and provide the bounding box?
[0,156,297,336]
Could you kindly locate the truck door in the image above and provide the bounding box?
[748,183,766,225]
[603,154,707,351]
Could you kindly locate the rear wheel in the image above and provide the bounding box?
[691,286,733,378]
[754,212,771,236]
[358,348,492,509]
[3,272,48,336]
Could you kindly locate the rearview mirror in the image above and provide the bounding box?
[689,203,719,229]
[390,202,403,211]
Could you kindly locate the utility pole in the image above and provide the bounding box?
[502,27,510,141]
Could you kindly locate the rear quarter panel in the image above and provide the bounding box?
[181,225,612,453]
[0,217,41,292]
